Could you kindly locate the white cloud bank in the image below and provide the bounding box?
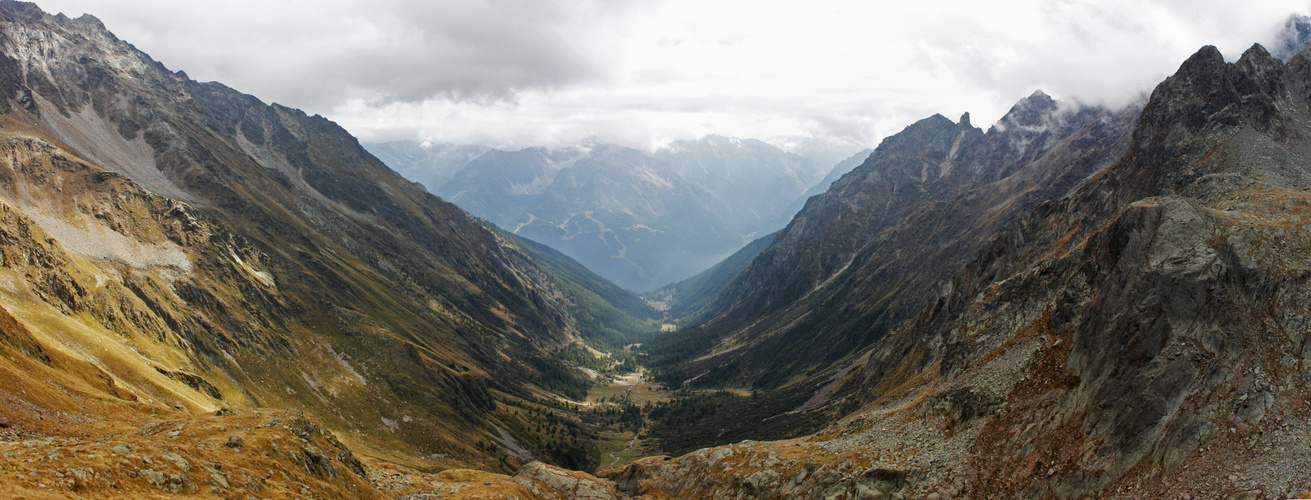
[34,0,1311,151]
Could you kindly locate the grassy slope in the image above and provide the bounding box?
[497,230,658,349]
[0,4,673,475]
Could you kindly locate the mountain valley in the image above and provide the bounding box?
[0,1,1307,499]
[366,137,851,292]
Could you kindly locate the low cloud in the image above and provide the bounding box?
[39,0,641,110]
[35,0,1311,151]
[913,0,1311,112]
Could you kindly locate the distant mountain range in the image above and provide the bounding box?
[363,140,490,193]
[367,137,861,291]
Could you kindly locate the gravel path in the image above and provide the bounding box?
[607,374,641,469]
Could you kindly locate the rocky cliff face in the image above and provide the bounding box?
[0,0,656,484]
[894,42,1311,498]
[623,43,1311,499]
[665,91,1140,393]
[776,147,874,228]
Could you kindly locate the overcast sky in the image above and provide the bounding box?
[34,0,1311,152]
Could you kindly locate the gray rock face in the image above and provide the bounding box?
[512,460,619,499]
[777,148,874,230]
[670,90,1140,391]
[637,42,1311,499]
[845,42,1311,497]
[602,443,920,500]
[159,451,190,472]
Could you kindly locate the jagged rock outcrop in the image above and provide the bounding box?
[513,461,620,499]
[900,41,1311,498]
[659,90,1141,398]
[632,42,1311,499]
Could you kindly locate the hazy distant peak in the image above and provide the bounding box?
[701,134,742,146]
[1270,14,1311,61]
[995,90,1059,129]
[769,134,867,169]
[663,135,763,152]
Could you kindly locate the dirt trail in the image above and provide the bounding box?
[607,381,640,469]
[608,432,639,469]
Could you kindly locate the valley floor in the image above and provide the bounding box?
[585,369,669,471]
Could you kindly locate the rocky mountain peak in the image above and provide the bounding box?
[868,113,963,153]
[1114,42,1306,201]
[675,84,1139,398]
[992,89,1058,131]
[1173,44,1229,89]
[0,0,46,23]
[972,89,1114,185]
[1234,43,1287,100]
[61,12,107,33]
[631,36,1311,498]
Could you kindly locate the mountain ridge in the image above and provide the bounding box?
[659,90,1141,391]
[615,41,1311,499]
[0,0,657,479]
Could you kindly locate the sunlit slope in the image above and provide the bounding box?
[0,1,654,473]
